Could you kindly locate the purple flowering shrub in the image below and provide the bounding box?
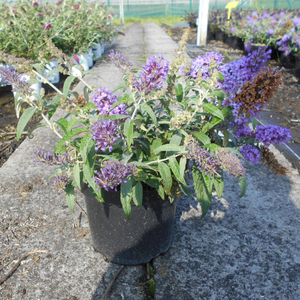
[11,34,292,219]
[214,8,300,55]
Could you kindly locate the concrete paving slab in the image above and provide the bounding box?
[1,22,300,300]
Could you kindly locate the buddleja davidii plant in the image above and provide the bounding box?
[105,37,247,220]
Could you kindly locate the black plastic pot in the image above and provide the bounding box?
[82,184,177,265]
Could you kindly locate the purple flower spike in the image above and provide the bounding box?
[267,29,275,36]
[133,55,169,95]
[108,50,133,72]
[92,88,127,116]
[53,172,69,191]
[91,119,120,152]
[92,160,137,191]
[216,148,246,178]
[255,125,292,147]
[240,144,261,163]
[32,148,71,165]
[185,142,220,178]
[0,67,31,93]
[188,51,223,79]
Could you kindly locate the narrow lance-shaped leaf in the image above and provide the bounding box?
[237,177,247,198]
[179,157,187,185]
[132,181,143,207]
[213,171,224,199]
[169,155,186,185]
[202,103,224,120]
[158,162,172,194]
[192,167,212,220]
[141,102,157,127]
[121,181,133,220]
[65,183,75,213]
[16,107,37,141]
[124,118,133,148]
[79,133,92,162]
[73,164,81,189]
[192,131,210,145]
[63,75,76,99]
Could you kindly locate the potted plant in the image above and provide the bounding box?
[0,31,292,265]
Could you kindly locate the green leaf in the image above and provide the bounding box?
[63,75,76,99]
[83,86,91,102]
[154,144,185,154]
[179,157,187,183]
[158,162,172,194]
[213,172,224,198]
[169,155,186,185]
[124,118,134,147]
[55,118,68,135]
[179,184,193,197]
[48,103,59,120]
[121,181,133,220]
[16,107,37,141]
[79,133,92,163]
[218,72,224,82]
[45,68,60,77]
[175,83,183,102]
[192,131,210,145]
[112,82,126,93]
[192,167,212,219]
[166,134,182,156]
[54,134,70,153]
[32,63,42,74]
[208,90,226,105]
[203,143,221,151]
[141,103,157,127]
[222,129,230,147]
[122,153,133,164]
[202,103,224,120]
[28,123,47,139]
[251,117,257,130]
[65,183,75,213]
[73,164,82,189]
[67,117,81,133]
[237,177,247,198]
[132,181,143,207]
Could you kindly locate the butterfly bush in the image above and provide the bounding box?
[11,29,293,219]
[214,8,300,55]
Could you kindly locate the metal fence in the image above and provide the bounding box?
[100,0,300,18]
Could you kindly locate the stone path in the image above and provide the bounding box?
[1,23,300,300]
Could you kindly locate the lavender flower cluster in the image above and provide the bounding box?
[240,144,261,164]
[53,172,69,192]
[33,148,71,165]
[133,55,169,95]
[0,67,32,93]
[91,88,127,152]
[255,125,292,147]
[91,119,120,152]
[92,160,138,191]
[108,50,133,72]
[92,88,127,116]
[185,142,220,178]
[216,148,246,178]
[188,51,223,79]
